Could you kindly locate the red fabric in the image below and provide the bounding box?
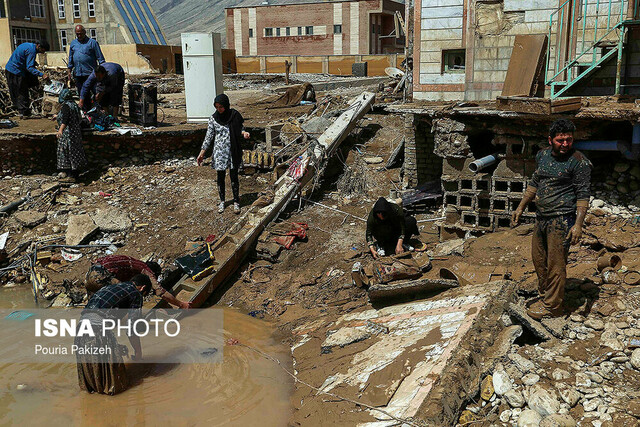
[95,255,156,282]
[273,222,309,249]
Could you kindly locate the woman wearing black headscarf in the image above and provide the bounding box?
[366,197,419,259]
[197,94,250,214]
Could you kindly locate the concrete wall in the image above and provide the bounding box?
[43,44,185,74]
[236,53,404,76]
[226,0,404,56]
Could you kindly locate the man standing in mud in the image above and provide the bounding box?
[512,119,592,320]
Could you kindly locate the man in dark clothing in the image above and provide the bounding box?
[85,255,191,308]
[512,119,592,320]
[366,197,419,259]
[5,40,50,118]
[76,274,151,395]
[79,62,125,119]
[67,25,105,96]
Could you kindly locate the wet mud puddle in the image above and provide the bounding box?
[0,293,293,426]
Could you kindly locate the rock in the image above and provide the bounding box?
[600,338,624,351]
[510,353,535,373]
[630,165,640,179]
[558,387,581,407]
[363,156,384,164]
[65,214,98,246]
[493,368,512,396]
[540,413,577,427]
[518,409,543,427]
[583,398,602,412]
[614,162,630,173]
[629,398,640,417]
[430,238,465,257]
[552,368,571,381]
[523,373,540,386]
[51,293,72,307]
[527,384,560,417]
[631,348,640,370]
[504,389,526,408]
[500,409,512,422]
[587,372,603,383]
[591,199,605,208]
[631,181,640,191]
[480,375,494,401]
[575,372,592,388]
[90,208,132,232]
[322,327,370,348]
[585,318,605,330]
[14,211,47,228]
[616,183,629,194]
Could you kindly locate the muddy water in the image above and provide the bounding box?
[0,289,293,426]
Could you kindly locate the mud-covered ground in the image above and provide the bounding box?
[3,77,640,426]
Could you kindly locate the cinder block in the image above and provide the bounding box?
[444,192,459,207]
[460,178,474,193]
[477,195,491,212]
[494,159,525,178]
[492,197,509,213]
[477,213,493,229]
[442,177,459,193]
[459,194,475,211]
[510,179,526,195]
[475,177,491,193]
[492,177,509,195]
[462,212,478,227]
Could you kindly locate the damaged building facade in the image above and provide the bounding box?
[394,0,640,239]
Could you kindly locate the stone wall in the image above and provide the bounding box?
[0,129,207,176]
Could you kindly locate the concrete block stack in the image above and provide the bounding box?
[437,121,538,235]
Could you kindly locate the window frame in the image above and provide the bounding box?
[58,0,65,19]
[249,28,254,38]
[60,29,68,48]
[29,0,45,18]
[285,27,290,36]
[264,27,273,37]
[89,28,97,40]
[276,27,280,36]
[87,0,95,18]
[305,26,313,35]
[442,49,466,74]
[297,26,302,36]
[333,24,342,34]
[73,0,80,18]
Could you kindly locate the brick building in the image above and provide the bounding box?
[225,0,404,56]
[0,0,167,64]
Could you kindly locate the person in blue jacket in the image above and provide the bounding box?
[67,25,105,97]
[79,62,125,120]
[4,40,49,118]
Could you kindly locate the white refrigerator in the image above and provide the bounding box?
[181,32,224,123]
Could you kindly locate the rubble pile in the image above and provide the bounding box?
[591,161,640,215]
[128,74,184,94]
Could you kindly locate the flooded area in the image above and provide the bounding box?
[0,293,293,426]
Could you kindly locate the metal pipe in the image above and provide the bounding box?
[0,197,28,214]
[468,153,500,173]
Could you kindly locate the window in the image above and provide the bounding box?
[29,0,45,18]
[285,27,290,36]
[89,28,97,39]
[0,0,5,18]
[249,28,254,38]
[442,49,466,73]
[12,28,43,47]
[60,29,68,48]
[73,0,80,18]
[276,27,280,36]
[58,0,65,19]
[297,27,302,35]
[371,23,375,33]
[264,27,273,37]
[333,24,342,34]
[305,26,313,35]
[87,0,95,18]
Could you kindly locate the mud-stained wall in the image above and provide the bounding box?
[0,130,206,176]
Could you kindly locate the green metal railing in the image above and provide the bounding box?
[546,0,640,98]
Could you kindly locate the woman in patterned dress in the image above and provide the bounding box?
[197,94,250,214]
[56,88,87,179]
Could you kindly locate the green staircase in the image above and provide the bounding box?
[546,0,640,98]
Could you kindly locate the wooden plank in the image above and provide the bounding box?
[496,96,581,115]
[501,34,548,97]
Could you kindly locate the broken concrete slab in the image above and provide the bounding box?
[364,156,384,164]
[368,278,459,302]
[66,214,98,246]
[508,303,553,341]
[14,211,47,228]
[322,327,371,349]
[430,238,466,257]
[293,281,514,426]
[90,208,132,232]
